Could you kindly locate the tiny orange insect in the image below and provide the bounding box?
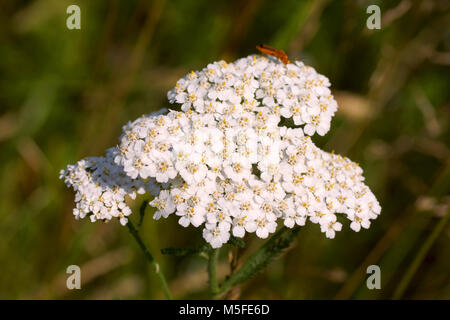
[256,44,290,64]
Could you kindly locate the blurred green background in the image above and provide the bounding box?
[0,0,449,299]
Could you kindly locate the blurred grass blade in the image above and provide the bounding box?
[393,208,449,299]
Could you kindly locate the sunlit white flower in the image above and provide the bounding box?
[151,190,176,220]
[61,54,381,248]
[320,214,342,239]
[203,222,231,248]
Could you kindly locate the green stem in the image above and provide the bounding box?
[127,220,173,300]
[208,248,220,298]
[215,226,300,298]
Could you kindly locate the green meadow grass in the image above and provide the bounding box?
[0,0,448,299]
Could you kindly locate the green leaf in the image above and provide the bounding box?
[161,244,209,257]
[228,236,245,248]
[217,226,300,297]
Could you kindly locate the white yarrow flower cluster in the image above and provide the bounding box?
[59,148,157,226]
[61,55,380,248]
[167,55,337,136]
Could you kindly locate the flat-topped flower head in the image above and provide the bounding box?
[168,55,338,137]
[60,148,155,226]
[61,54,380,248]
